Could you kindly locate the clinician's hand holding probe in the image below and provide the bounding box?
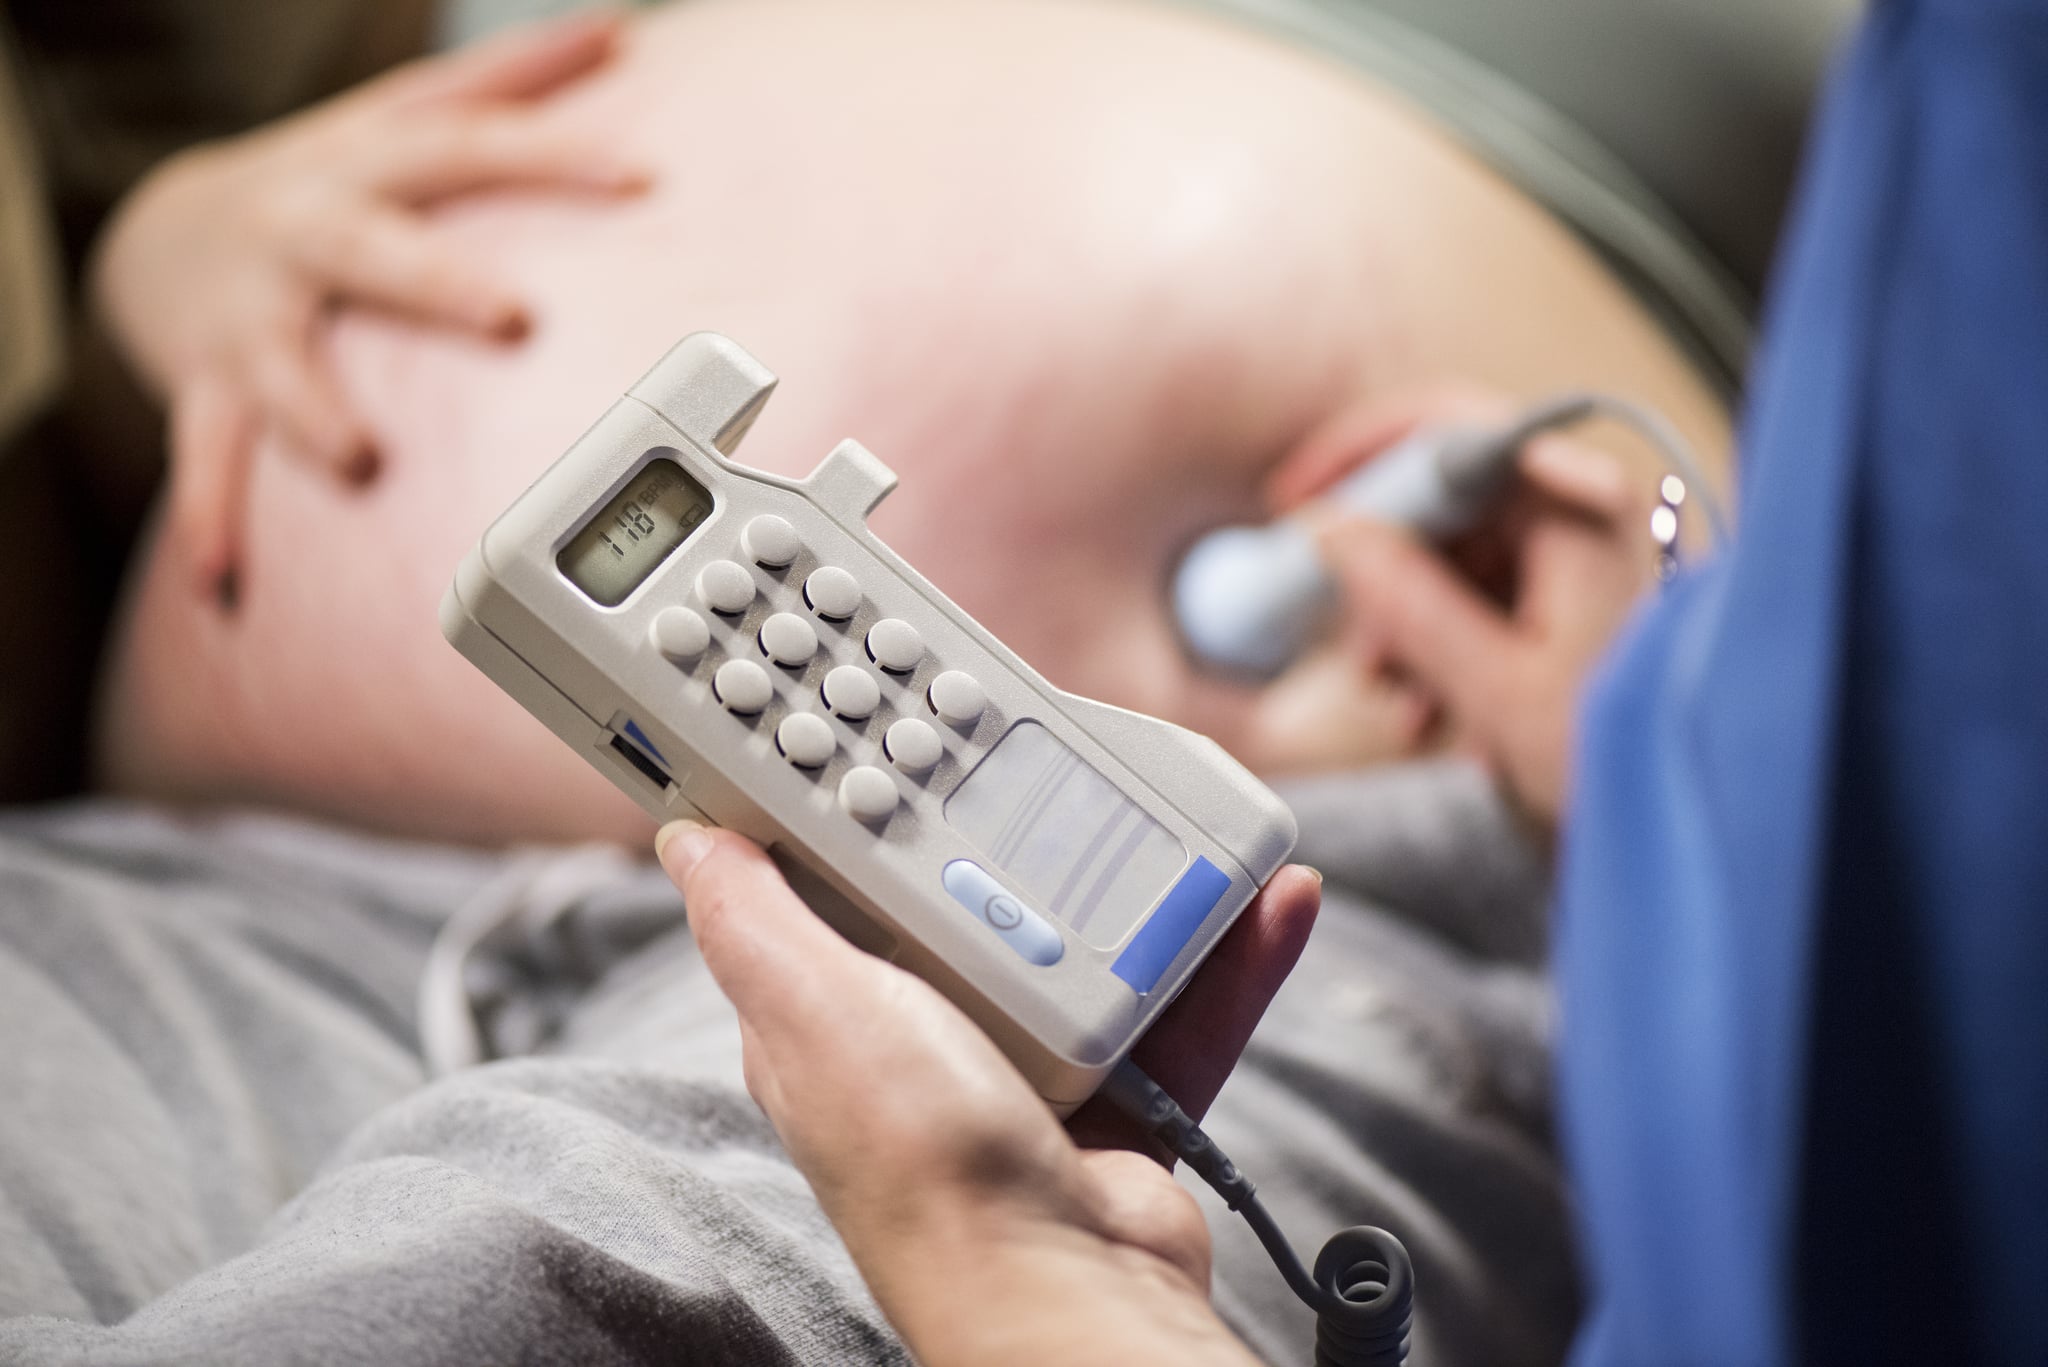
[1201,389,1725,829]
[655,819,1322,1367]
[1173,392,1726,682]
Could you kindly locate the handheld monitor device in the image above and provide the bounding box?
[441,332,1297,1111]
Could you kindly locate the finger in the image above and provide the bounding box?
[299,207,526,338]
[166,372,258,606]
[1264,386,1516,515]
[1313,516,1521,722]
[1067,864,1320,1154]
[247,339,375,481]
[1335,606,1394,681]
[1127,864,1320,1120]
[1518,499,1658,644]
[1517,435,1638,524]
[655,821,881,1054]
[373,112,648,201]
[1264,407,1420,515]
[380,9,626,107]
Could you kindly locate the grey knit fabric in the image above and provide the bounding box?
[0,763,1566,1366]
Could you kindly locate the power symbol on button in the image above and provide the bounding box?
[983,895,1024,930]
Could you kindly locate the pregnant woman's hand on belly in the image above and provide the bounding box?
[90,10,649,607]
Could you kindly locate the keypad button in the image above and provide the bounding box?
[741,514,801,568]
[697,559,755,615]
[804,566,861,620]
[838,765,899,822]
[884,718,943,774]
[713,659,773,714]
[776,712,836,767]
[649,606,710,663]
[821,665,881,720]
[866,618,923,673]
[758,612,818,667]
[927,670,987,726]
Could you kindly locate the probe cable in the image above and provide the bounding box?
[1101,1061,1414,1367]
[1493,390,1730,544]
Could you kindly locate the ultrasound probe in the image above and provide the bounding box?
[1171,393,1728,679]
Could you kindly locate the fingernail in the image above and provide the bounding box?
[344,443,380,485]
[490,305,531,343]
[1305,865,1324,887]
[1530,440,1628,499]
[654,819,713,877]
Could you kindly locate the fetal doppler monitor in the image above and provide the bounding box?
[441,332,1297,1111]
[435,333,1724,1366]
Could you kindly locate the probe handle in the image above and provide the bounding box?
[1172,427,1513,678]
[1325,428,1503,539]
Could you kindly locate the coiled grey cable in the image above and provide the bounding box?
[1102,1061,1414,1367]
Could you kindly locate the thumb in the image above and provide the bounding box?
[654,820,878,1056]
[1314,515,1519,721]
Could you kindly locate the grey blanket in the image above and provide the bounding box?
[0,764,1574,1366]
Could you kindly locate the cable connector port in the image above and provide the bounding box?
[608,732,672,791]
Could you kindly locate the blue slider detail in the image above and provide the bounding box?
[1111,856,1232,994]
[622,718,667,765]
[942,860,1064,966]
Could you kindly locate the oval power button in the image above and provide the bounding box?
[941,860,1064,966]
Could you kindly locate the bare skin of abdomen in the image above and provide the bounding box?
[94,0,1727,846]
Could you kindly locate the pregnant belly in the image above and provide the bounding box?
[93,0,1725,845]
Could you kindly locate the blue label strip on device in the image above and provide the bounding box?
[1111,856,1232,993]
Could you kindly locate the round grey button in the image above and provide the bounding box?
[804,566,861,620]
[884,718,943,774]
[697,559,755,615]
[758,612,818,667]
[741,514,801,568]
[927,670,987,726]
[984,895,1024,930]
[838,765,899,822]
[775,712,835,767]
[866,618,923,673]
[821,665,881,720]
[649,606,710,663]
[713,658,773,714]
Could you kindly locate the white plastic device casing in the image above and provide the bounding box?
[441,333,1297,1111]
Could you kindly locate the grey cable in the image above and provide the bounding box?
[1101,1060,1413,1366]
[1470,391,1732,546]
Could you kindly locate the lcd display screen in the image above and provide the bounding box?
[558,458,713,606]
[945,721,1187,948]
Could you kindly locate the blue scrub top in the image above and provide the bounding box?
[1558,2,2048,1363]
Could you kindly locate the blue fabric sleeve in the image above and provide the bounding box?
[1558,2,2048,1362]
